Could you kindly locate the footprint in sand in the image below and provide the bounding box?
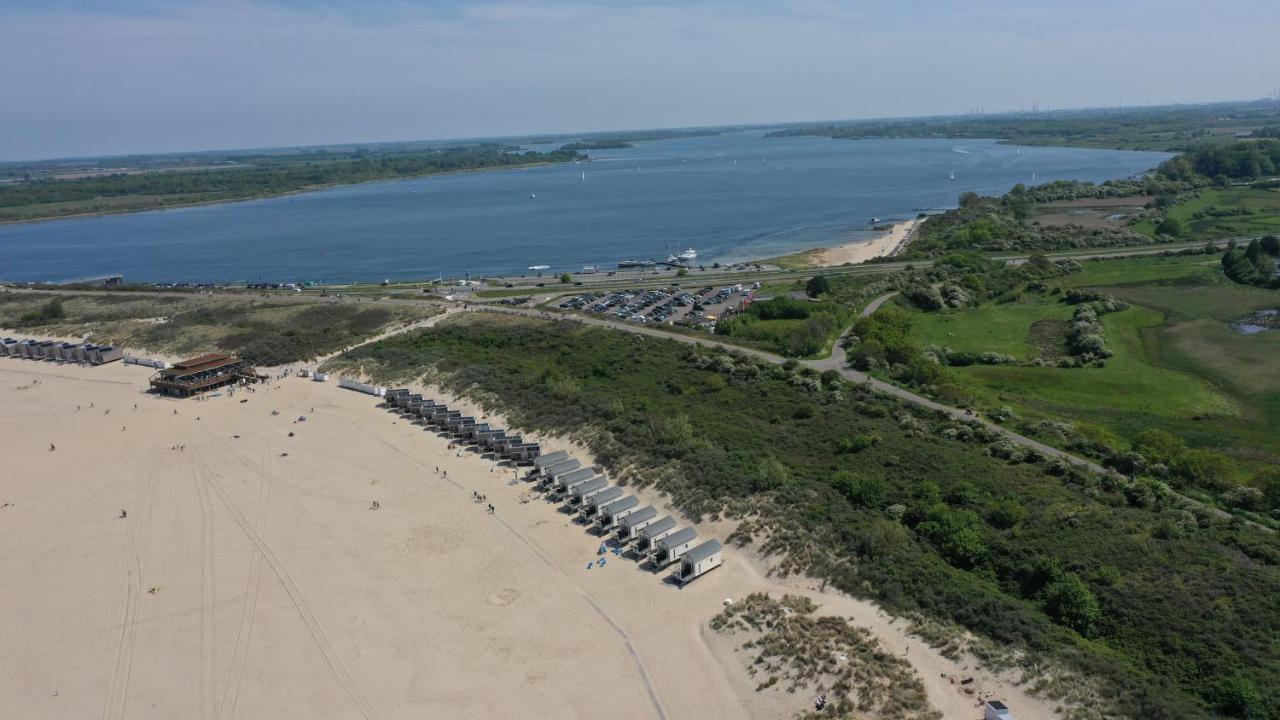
[489,588,521,607]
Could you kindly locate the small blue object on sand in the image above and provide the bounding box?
[586,563,592,570]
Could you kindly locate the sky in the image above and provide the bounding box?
[2,0,1279,161]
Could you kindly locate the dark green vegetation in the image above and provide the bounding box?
[1162,139,1280,183]
[0,145,581,222]
[879,253,1280,522]
[1221,237,1280,287]
[327,312,1280,719]
[900,138,1280,261]
[0,292,434,365]
[767,100,1280,151]
[710,594,938,720]
[715,296,849,357]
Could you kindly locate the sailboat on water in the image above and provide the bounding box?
[949,172,956,181]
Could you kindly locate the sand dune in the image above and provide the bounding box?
[0,360,1056,719]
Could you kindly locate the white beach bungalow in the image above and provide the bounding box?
[677,540,723,584]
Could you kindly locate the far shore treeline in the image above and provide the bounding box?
[0,145,583,222]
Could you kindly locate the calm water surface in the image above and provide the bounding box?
[0,133,1171,283]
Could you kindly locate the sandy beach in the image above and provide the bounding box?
[0,357,1057,719]
[809,217,923,267]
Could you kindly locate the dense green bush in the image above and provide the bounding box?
[329,314,1280,718]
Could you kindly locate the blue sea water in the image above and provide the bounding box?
[0,133,1171,284]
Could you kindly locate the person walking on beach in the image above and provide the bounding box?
[49,443,55,452]
[120,509,127,519]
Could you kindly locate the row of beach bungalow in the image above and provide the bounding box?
[1,337,123,365]
[528,449,723,585]
[379,387,723,584]
[383,388,543,464]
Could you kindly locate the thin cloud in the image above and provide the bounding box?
[1,0,1277,159]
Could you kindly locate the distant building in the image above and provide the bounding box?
[149,354,261,398]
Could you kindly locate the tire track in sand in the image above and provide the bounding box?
[195,453,381,720]
[102,459,159,720]
[215,444,270,720]
[192,459,218,720]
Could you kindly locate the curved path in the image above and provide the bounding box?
[475,302,1110,475]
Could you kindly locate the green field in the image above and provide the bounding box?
[1133,186,1280,239]
[899,254,1280,479]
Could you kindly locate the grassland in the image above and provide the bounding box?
[324,311,1280,719]
[0,292,436,365]
[896,254,1280,485]
[1132,186,1280,239]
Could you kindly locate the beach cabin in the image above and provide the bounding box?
[493,435,523,454]
[677,540,723,584]
[385,388,411,406]
[568,477,609,507]
[650,527,698,569]
[478,429,505,448]
[17,339,39,358]
[532,450,570,472]
[91,345,124,365]
[555,467,596,496]
[597,496,640,530]
[77,343,98,363]
[447,415,476,434]
[462,422,487,440]
[581,487,624,519]
[37,340,58,360]
[615,506,659,542]
[633,516,677,553]
[539,459,582,488]
[984,701,1015,720]
[509,443,541,464]
[1,338,16,356]
[60,342,81,361]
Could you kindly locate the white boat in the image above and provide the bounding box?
[949,173,956,181]
[528,265,550,271]
[530,193,537,199]
[666,248,698,264]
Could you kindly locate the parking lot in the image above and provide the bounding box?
[556,284,757,329]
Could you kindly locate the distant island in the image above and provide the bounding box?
[766,99,1280,151]
[558,140,634,151]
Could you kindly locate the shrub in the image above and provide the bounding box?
[1042,573,1101,637]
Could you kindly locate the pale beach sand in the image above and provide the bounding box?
[0,357,1058,719]
[809,217,923,267]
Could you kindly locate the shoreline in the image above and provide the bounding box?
[765,216,923,269]
[808,216,922,266]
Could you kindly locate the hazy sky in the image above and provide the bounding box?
[2,0,1278,160]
